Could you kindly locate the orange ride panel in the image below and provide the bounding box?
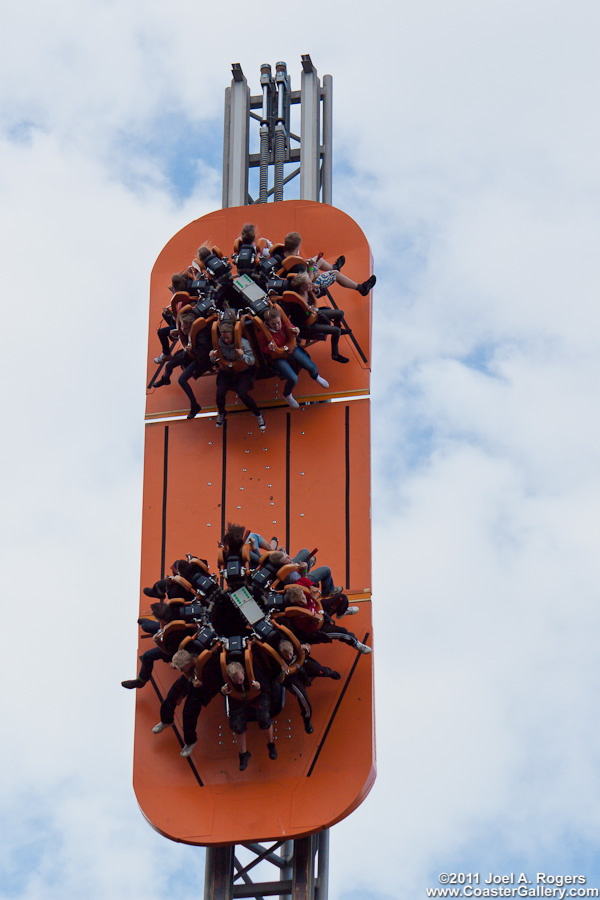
[134,401,374,845]
[145,200,372,420]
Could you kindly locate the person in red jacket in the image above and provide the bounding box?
[257,307,329,408]
[282,584,371,654]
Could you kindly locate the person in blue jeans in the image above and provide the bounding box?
[257,307,329,408]
[269,549,335,595]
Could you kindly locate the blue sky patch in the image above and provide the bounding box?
[0,812,61,896]
[459,341,502,377]
[113,111,222,200]
[6,118,43,145]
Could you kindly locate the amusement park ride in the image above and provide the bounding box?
[131,56,375,899]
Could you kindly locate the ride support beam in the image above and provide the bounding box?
[321,75,333,205]
[223,65,250,208]
[203,833,329,900]
[204,845,234,900]
[221,57,332,204]
[300,55,320,202]
[292,836,316,899]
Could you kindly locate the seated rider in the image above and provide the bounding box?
[154,310,213,419]
[280,231,376,297]
[121,601,182,690]
[222,660,278,771]
[154,273,198,365]
[268,549,336,596]
[256,306,329,409]
[269,548,359,618]
[209,320,265,431]
[246,531,279,565]
[233,223,273,266]
[281,584,371,655]
[151,648,223,758]
[278,638,340,734]
[286,272,350,364]
[142,558,196,604]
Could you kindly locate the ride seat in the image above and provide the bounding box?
[219,641,260,702]
[210,319,249,372]
[170,291,192,317]
[252,305,297,360]
[278,255,307,277]
[156,620,198,653]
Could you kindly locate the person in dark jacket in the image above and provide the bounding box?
[209,321,265,430]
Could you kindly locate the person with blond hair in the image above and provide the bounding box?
[277,639,340,735]
[222,660,278,771]
[151,649,223,759]
[209,320,265,430]
[282,584,371,654]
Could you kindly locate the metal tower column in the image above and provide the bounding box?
[204,845,235,900]
[223,63,250,208]
[221,57,332,205]
[321,74,333,205]
[202,57,342,900]
[203,833,330,900]
[300,55,320,201]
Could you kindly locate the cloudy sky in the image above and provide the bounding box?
[2,1,600,898]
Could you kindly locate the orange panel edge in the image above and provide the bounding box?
[133,200,375,846]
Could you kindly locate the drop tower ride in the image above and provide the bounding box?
[132,57,376,899]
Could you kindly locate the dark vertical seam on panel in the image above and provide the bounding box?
[221,418,228,540]
[306,631,370,777]
[285,412,291,554]
[147,339,179,389]
[149,677,204,787]
[345,405,350,589]
[324,288,368,363]
[160,426,169,579]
